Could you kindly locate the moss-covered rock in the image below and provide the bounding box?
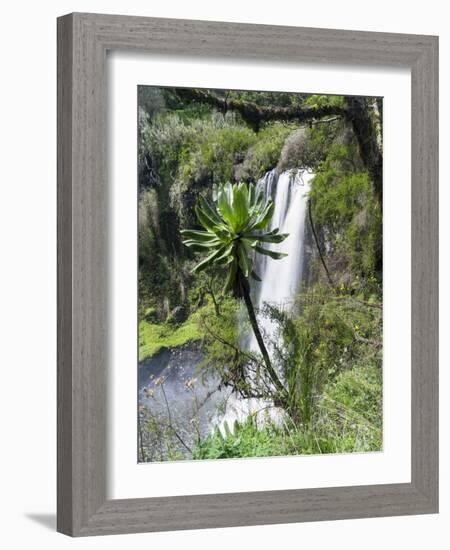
[139,317,201,361]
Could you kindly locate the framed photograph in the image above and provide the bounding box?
[57,13,438,536]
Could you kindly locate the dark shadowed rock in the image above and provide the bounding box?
[169,304,188,324]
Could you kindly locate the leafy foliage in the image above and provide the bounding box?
[181,181,288,294]
[182,180,290,399]
[236,123,297,181]
[314,364,382,452]
[308,136,382,280]
[193,416,284,459]
[304,94,345,110]
[193,360,382,459]
[260,284,382,424]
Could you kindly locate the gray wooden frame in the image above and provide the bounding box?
[57,12,439,537]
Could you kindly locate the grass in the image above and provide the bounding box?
[192,364,382,459]
[139,317,201,361]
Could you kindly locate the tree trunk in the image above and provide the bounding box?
[239,272,286,396]
[344,97,383,273]
[344,96,383,202]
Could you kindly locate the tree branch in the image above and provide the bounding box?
[174,88,347,131]
[308,199,334,287]
[200,316,261,366]
[160,383,192,454]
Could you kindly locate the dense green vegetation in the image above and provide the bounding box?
[194,361,382,459]
[138,86,383,461]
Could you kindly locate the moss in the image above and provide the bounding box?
[139,317,201,361]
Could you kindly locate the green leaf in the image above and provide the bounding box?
[216,184,236,229]
[237,244,253,277]
[182,240,220,252]
[213,244,234,264]
[252,231,289,244]
[181,229,219,242]
[223,259,238,293]
[254,245,288,260]
[250,201,274,231]
[232,184,247,231]
[241,237,260,249]
[223,421,231,438]
[194,203,214,230]
[181,181,289,292]
[197,195,223,226]
[196,205,230,240]
[191,245,229,274]
[250,185,266,215]
[216,253,234,266]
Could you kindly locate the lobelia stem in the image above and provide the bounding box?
[239,271,286,397]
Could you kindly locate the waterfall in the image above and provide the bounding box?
[218,168,312,430]
[249,168,312,350]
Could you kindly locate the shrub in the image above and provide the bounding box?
[264,284,382,424]
[193,416,286,459]
[192,362,382,460]
[236,122,297,181]
[313,364,382,452]
[308,140,382,279]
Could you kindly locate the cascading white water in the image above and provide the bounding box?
[218,168,312,430]
[250,168,312,350]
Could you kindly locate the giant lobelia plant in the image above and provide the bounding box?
[181,181,288,396]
